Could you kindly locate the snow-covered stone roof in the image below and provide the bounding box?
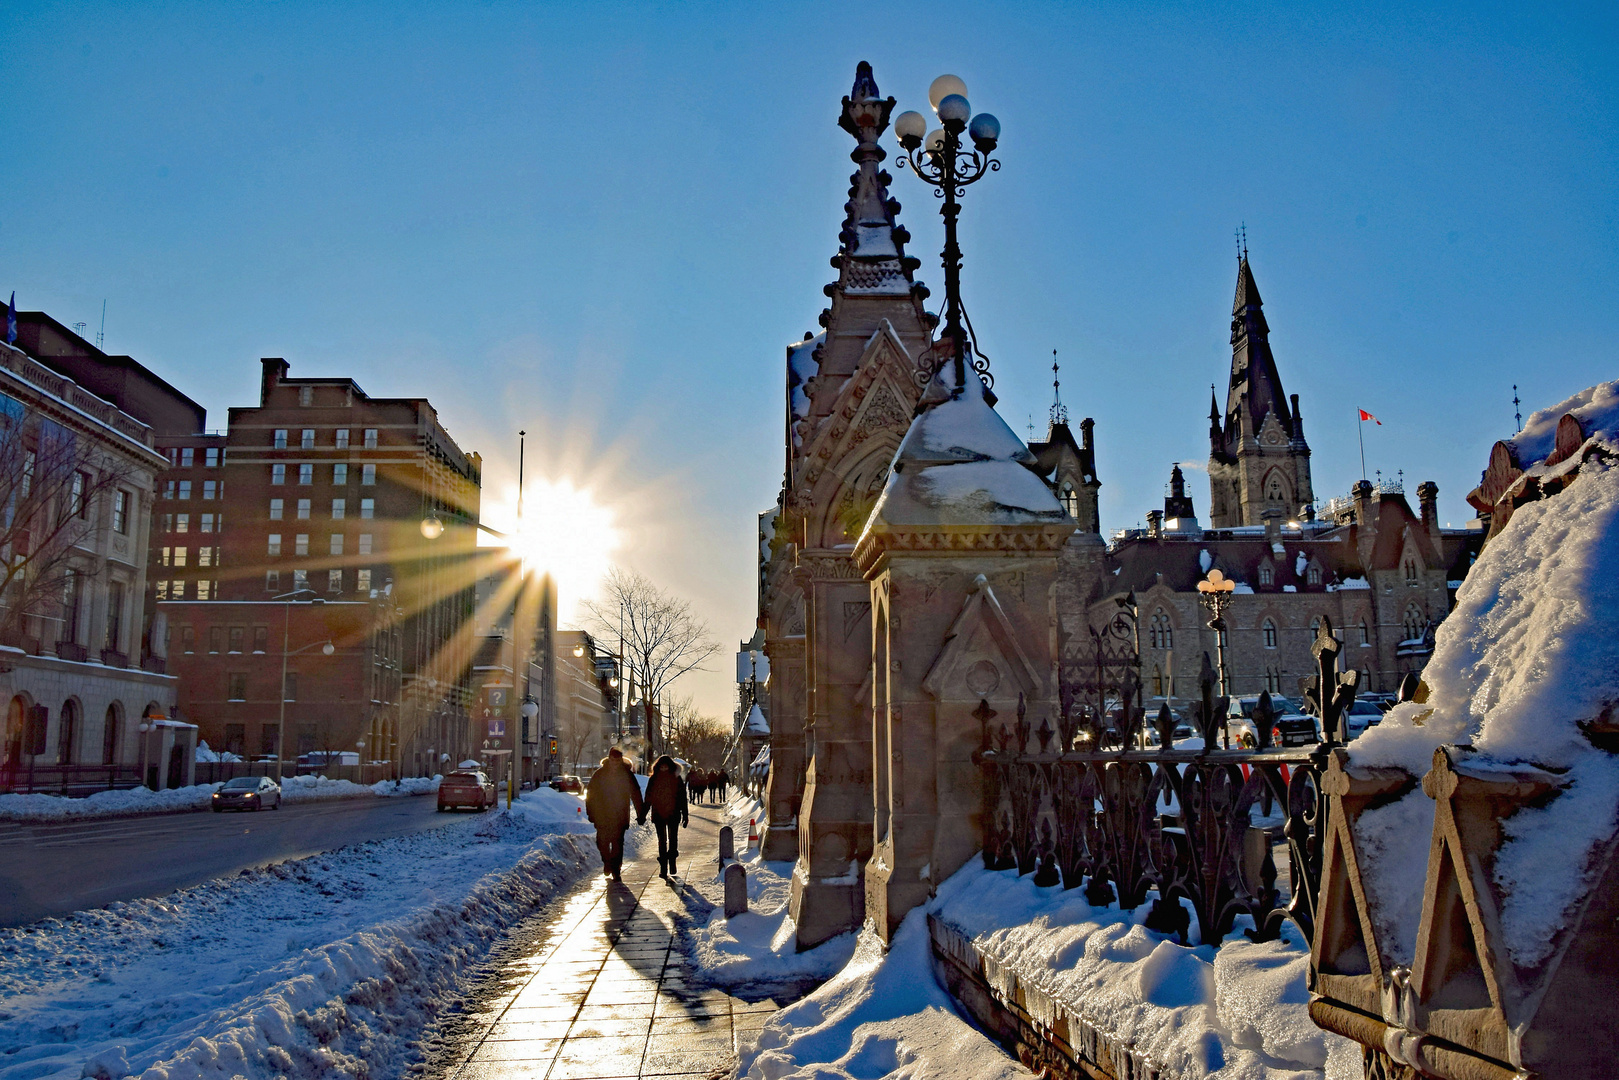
[1509,379,1619,468]
[745,703,770,735]
[865,366,1067,530]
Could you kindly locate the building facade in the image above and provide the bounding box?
[0,337,179,793]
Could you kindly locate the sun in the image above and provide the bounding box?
[486,478,620,624]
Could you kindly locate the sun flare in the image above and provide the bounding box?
[483,478,619,625]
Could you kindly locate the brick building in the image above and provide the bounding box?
[161,595,400,764]
[165,358,483,775]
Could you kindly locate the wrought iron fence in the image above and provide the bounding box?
[979,608,1363,948]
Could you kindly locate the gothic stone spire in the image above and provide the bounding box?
[1223,253,1294,456]
[830,62,923,298]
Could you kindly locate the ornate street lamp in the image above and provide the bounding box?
[893,75,1001,393]
[1196,569,1237,716]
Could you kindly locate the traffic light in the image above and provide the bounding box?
[548,734,558,757]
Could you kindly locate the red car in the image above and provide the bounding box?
[437,770,495,812]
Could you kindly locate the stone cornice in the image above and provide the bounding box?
[855,525,1074,575]
[794,548,864,584]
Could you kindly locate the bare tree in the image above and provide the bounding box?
[0,404,133,647]
[582,568,718,756]
[659,694,731,769]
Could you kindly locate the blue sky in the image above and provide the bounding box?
[2,2,1614,715]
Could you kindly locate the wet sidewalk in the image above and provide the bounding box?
[441,801,774,1080]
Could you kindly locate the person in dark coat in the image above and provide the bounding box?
[639,755,688,878]
[717,769,730,802]
[586,747,643,881]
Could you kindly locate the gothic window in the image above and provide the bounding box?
[1403,606,1428,642]
[1262,619,1277,649]
[1265,474,1286,503]
[1061,482,1079,519]
[1259,564,1273,586]
[1265,668,1282,693]
[1360,620,1371,646]
[1307,565,1322,586]
[1404,557,1419,582]
[1152,665,1164,697]
[1149,611,1173,650]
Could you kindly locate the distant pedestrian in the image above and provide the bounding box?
[640,755,689,878]
[586,747,644,881]
[717,769,730,802]
[691,768,709,805]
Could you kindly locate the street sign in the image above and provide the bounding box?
[488,719,506,737]
[488,688,508,708]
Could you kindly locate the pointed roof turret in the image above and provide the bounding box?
[1164,463,1196,522]
[832,62,922,295]
[1220,252,1296,456]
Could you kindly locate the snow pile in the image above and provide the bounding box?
[1352,436,1619,968]
[0,775,440,823]
[687,844,856,991]
[193,743,241,763]
[1509,379,1619,467]
[0,791,596,1080]
[924,863,1360,1080]
[738,910,1032,1080]
[866,371,1067,530]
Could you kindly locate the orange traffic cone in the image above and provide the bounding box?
[748,817,758,846]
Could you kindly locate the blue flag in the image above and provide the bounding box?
[4,292,14,346]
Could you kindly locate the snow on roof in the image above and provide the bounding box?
[1509,379,1619,467]
[866,369,1066,530]
[787,333,823,448]
[746,703,770,734]
[1352,457,1619,969]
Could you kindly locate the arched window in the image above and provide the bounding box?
[1259,564,1273,586]
[1359,620,1370,646]
[1262,619,1278,649]
[1149,611,1173,650]
[58,699,79,766]
[1307,565,1322,586]
[1404,558,1419,582]
[103,703,122,765]
[1061,482,1079,519]
[1152,665,1164,697]
[1266,474,1286,502]
[1403,606,1428,641]
[1309,616,1323,636]
[1265,668,1282,693]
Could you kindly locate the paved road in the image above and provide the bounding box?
[0,794,467,927]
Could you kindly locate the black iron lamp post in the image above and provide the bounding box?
[1197,569,1237,747]
[893,75,1001,391]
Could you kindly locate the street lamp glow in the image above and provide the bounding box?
[894,110,927,148]
[420,514,444,540]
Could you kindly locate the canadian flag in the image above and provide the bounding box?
[1359,409,1382,425]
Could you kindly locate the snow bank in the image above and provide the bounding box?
[0,793,596,1080]
[738,911,1031,1080]
[0,775,441,823]
[925,862,1360,1080]
[1350,420,1619,969]
[688,845,856,991]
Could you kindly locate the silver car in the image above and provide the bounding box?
[211,775,282,812]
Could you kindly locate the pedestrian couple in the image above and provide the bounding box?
[585,749,688,881]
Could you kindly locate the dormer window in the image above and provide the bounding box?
[1259,564,1274,586]
[1060,482,1079,519]
[1307,565,1321,586]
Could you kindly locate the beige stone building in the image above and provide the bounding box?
[0,339,180,793]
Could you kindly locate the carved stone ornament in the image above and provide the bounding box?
[966,660,1002,696]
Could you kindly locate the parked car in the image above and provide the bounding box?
[1271,713,1322,747]
[438,770,496,812]
[297,751,359,771]
[549,774,583,793]
[1360,692,1399,713]
[1227,695,1304,747]
[212,775,281,812]
[1343,700,1385,738]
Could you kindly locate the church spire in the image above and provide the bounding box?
[1208,385,1224,457]
[1222,251,1291,453]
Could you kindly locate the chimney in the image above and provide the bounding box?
[1262,506,1282,546]
[1146,510,1163,538]
[260,357,289,405]
[1417,481,1440,542]
[1351,479,1375,525]
[1291,393,1304,438]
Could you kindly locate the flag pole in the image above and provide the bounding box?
[1357,411,1367,481]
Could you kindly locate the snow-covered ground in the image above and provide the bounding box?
[0,774,441,823]
[0,787,594,1080]
[686,795,857,992]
